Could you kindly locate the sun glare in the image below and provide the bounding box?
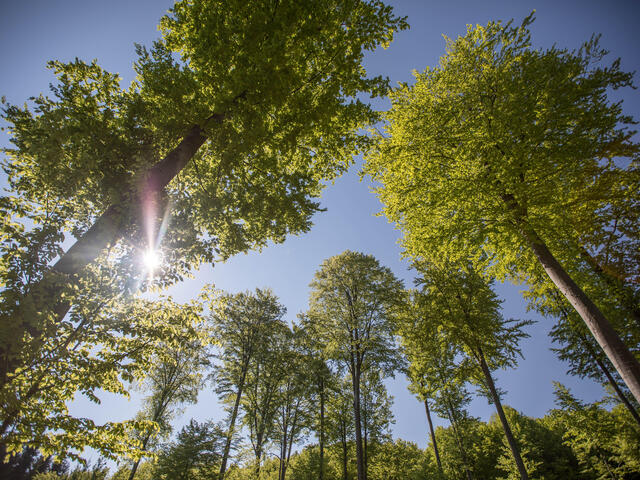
[142,249,162,271]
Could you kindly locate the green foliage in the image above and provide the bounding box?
[364,13,638,282]
[154,419,225,480]
[1,289,211,461]
[550,383,640,479]
[0,1,408,460]
[307,250,404,376]
[367,439,428,480]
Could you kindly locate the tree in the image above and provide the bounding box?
[272,333,312,480]
[208,288,286,480]
[296,319,336,480]
[325,376,355,480]
[1,0,408,390]
[416,261,532,479]
[154,419,225,480]
[241,309,291,478]
[364,13,640,401]
[0,289,209,461]
[550,383,640,478]
[307,251,403,480]
[359,370,394,473]
[393,290,448,474]
[126,336,210,480]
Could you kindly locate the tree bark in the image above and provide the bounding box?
[445,400,473,480]
[340,420,348,480]
[424,398,443,472]
[477,347,528,480]
[319,379,325,480]
[502,193,640,404]
[218,375,246,480]
[351,364,366,480]
[578,246,640,330]
[583,339,640,427]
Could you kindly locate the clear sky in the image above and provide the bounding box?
[1,0,639,462]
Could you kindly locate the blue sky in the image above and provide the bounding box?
[2,0,639,461]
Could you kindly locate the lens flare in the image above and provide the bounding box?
[142,249,162,271]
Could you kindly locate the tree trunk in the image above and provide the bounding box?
[341,421,348,480]
[445,401,473,480]
[219,377,246,480]
[579,246,640,330]
[583,339,640,426]
[2,123,212,388]
[319,379,325,480]
[503,193,640,404]
[351,365,366,480]
[363,396,368,477]
[477,347,528,480]
[127,432,153,480]
[424,398,442,472]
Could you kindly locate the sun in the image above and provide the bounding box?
[142,249,162,271]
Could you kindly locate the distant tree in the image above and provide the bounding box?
[296,319,336,480]
[549,383,640,478]
[367,440,427,480]
[241,314,291,478]
[325,376,355,480]
[416,262,532,479]
[272,332,312,480]
[208,288,286,480]
[127,336,210,480]
[360,370,393,473]
[364,13,640,401]
[307,251,404,480]
[154,419,225,480]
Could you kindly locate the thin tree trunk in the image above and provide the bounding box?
[218,376,246,480]
[583,339,640,426]
[502,193,640,403]
[319,379,325,480]
[341,421,348,480]
[363,395,368,477]
[424,398,443,472]
[445,401,473,480]
[477,347,528,480]
[127,432,153,480]
[351,365,366,480]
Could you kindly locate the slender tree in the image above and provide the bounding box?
[208,288,286,480]
[127,340,209,480]
[242,313,291,478]
[307,251,403,480]
[416,262,532,480]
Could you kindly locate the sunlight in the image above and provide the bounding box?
[142,249,162,271]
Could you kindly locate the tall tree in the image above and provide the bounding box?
[241,309,291,478]
[208,288,286,480]
[307,251,404,480]
[416,262,532,479]
[296,319,335,480]
[394,290,448,474]
[127,338,210,480]
[364,13,640,401]
[273,333,312,480]
[1,0,408,388]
